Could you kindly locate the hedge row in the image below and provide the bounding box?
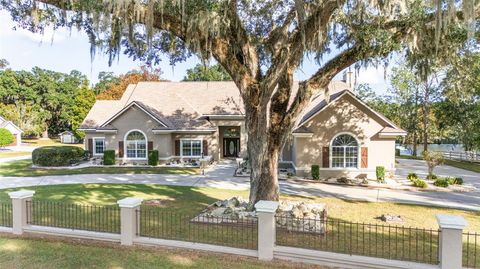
[32,146,86,167]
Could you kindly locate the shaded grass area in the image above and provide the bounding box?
[0,236,321,269]
[0,151,30,158]
[397,155,480,173]
[0,184,478,267]
[0,160,199,177]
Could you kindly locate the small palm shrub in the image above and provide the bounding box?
[103,150,116,165]
[311,165,320,180]
[433,178,449,188]
[407,173,418,181]
[376,166,385,183]
[413,179,428,188]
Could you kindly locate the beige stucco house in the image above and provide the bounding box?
[79,81,405,179]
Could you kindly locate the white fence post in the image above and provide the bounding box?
[118,197,143,246]
[255,200,279,261]
[8,190,35,235]
[436,214,467,269]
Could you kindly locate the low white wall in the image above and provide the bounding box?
[274,246,439,269]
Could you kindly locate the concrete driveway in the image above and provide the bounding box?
[395,159,480,191]
[0,159,478,211]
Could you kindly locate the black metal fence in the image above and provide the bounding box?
[137,206,258,250]
[464,232,479,268]
[26,200,120,234]
[275,216,440,264]
[0,201,12,227]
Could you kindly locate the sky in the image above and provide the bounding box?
[0,10,391,94]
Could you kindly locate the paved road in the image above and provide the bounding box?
[0,159,478,211]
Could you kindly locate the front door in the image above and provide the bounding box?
[223,138,240,157]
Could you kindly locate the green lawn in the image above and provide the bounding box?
[0,236,317,269]
[22,138,83,148]
[0,184,477,267]
[397,155,480,173]
[0,151,30,158]
[0,184,478,231]
[0,160,199,177]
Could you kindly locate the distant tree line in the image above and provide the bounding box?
[355,52,480,153]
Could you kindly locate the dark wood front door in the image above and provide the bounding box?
[223,138,240,157]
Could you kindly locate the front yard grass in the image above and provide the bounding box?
[0,183,478,231]
[0,184,478,267]
[397,155,480,173]
[0,151,30,158]
[0,160,199,177]
[0,236,319,269]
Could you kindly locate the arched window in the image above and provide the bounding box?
[125,130,147,159]
[331,134,359,168]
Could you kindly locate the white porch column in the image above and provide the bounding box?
[118,197,143,246]
[255,200,279,261]
[8,190,35,235]
[436,214,467,269]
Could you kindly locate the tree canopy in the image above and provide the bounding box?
[0,67,95,137]
[183,63,231,81]
[96,65,164,100]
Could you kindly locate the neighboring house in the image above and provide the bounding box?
[79,81,406,178]
[0,116,23,147]
[59,131,79,144]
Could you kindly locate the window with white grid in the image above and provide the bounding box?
[331,134,358,168]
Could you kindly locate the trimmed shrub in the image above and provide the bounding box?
[83,150,92,160]
[395,148,401,156]
[103,150,116,165]
[407,173,418,181]
[453,177,464,185]
[445,176,463,185]
[413,179,427,188]
[148,150,159,166]
[311,165,320,180]
[32,146,85,167]
[0,128,13,147]
[376,166,385,183]
[433,178,449,188]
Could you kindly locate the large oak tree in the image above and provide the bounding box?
[3,0,478,203]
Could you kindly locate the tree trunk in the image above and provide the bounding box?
[422,80,430,153]
[412,131,417,157]
[245,97,281,204]
[41,126,49,139]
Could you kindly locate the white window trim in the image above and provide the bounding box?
[180,138,203,158]
[124,129,148,160]
[329,132,361,169]
[92,137,106,156]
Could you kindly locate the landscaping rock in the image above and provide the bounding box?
[193,198,327,234]
[379,214,404,223]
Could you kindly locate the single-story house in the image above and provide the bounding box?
[79,81,406,179]
[0,116,23,147]
[59,131,79,144]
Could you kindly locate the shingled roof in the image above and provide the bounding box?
[80,80,356,131]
